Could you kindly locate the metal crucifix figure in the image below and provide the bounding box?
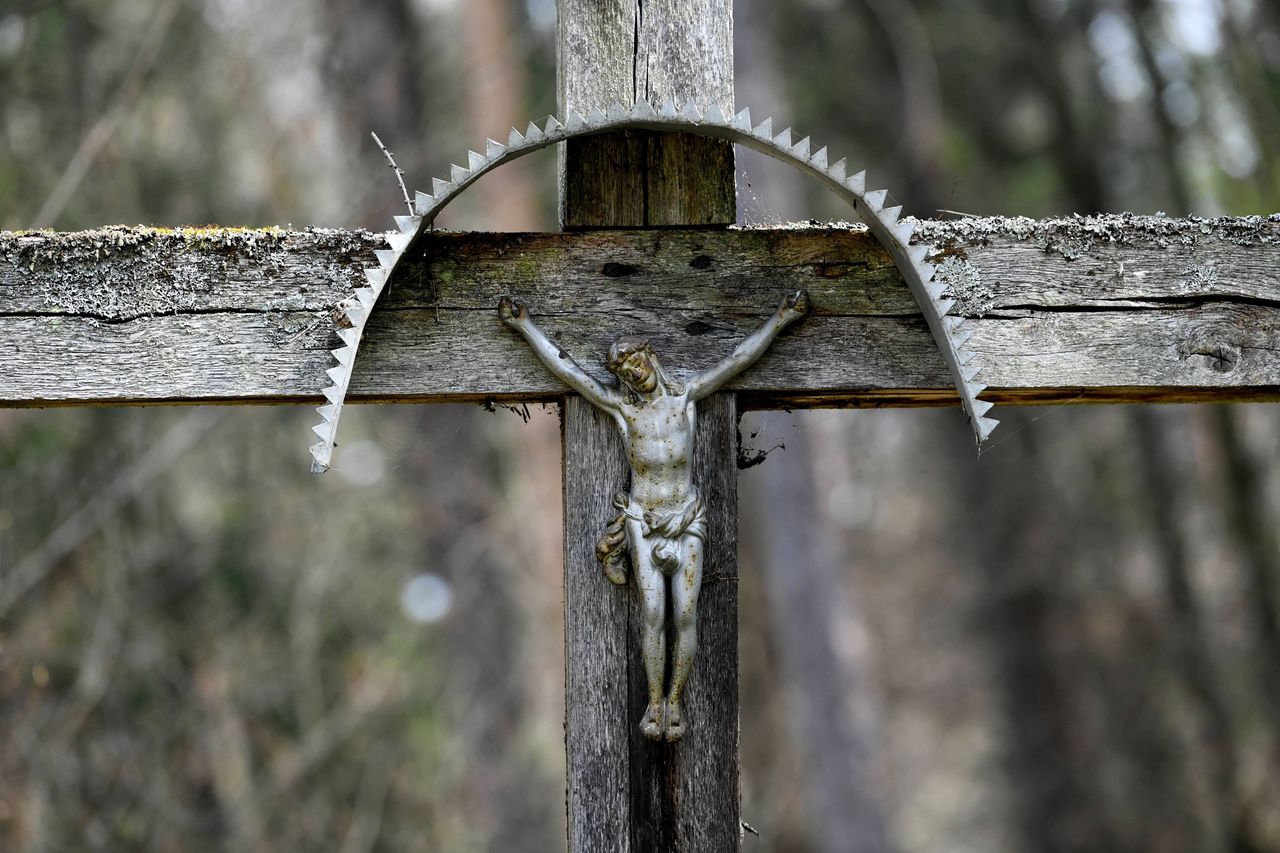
[500,290,810,741]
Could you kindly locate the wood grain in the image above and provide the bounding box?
[562,396,741,852]
[557,0,735,227]
[562,398,633,851]
[559,1,740,850]
[3,217,1279,406]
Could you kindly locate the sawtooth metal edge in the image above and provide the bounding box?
[309,100,997,473]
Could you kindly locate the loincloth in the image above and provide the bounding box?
[595,491,706,584]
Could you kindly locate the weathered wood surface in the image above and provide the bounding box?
[559,1,740,850]
[2,214,1279,407]
[558,0,734,227]
[561,399,632,850]
[562,396,740,852]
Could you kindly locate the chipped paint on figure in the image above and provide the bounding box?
[500,291,809,741]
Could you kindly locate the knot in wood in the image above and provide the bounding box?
[1181,323,1241,374]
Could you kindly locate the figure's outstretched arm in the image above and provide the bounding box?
[687,290,810,401]
[499,297,620,412]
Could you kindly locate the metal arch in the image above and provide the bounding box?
[310,99,997,472]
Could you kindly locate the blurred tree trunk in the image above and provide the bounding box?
[1131,409,1250,849]
[1212,407,1280,745]
[963,417,1122,853]
[1127,0,1194,214]
[321,0,429,229]
[460,0,543,230]
[857,0,946,214]
[459,2,566,846]
[1219,4,1280,194]
[1013,0,1108,212]
[743,414,895,853]
[736,1,897,847]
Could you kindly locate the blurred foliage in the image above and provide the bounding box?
[2,0,1280,851]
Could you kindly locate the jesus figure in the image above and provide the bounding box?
[499,290,810,741]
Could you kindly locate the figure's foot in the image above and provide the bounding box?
[664,700,686,742]
[640,702,665,741]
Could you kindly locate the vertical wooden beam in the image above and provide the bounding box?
[559,1,741,850]
[562,398,740,852]
[558,0,735,228]
[562,401,633,848]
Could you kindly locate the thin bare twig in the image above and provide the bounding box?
[371,131,414,216]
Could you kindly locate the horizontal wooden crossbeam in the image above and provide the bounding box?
[2,215,1278,409]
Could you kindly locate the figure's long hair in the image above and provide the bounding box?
[607,337,684,403]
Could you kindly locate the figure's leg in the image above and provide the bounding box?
[665,535,704,742]
[628,518,667,741]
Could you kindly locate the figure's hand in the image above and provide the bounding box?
[778,289,811,322]
[498,296,528,326]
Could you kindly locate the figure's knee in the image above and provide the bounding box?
[642,602,665,635]
[674,608,698,638]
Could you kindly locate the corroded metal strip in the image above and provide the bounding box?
[309,101,994,472]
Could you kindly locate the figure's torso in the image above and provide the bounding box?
[619,391,696,511]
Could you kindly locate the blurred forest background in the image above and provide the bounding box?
[2,0,1280,850]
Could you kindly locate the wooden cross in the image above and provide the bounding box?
[3,1,1279,850]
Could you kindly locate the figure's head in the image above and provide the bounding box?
[607,337,660,396]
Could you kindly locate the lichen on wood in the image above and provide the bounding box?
[2,216,1278,408]
[1,225,378,322]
